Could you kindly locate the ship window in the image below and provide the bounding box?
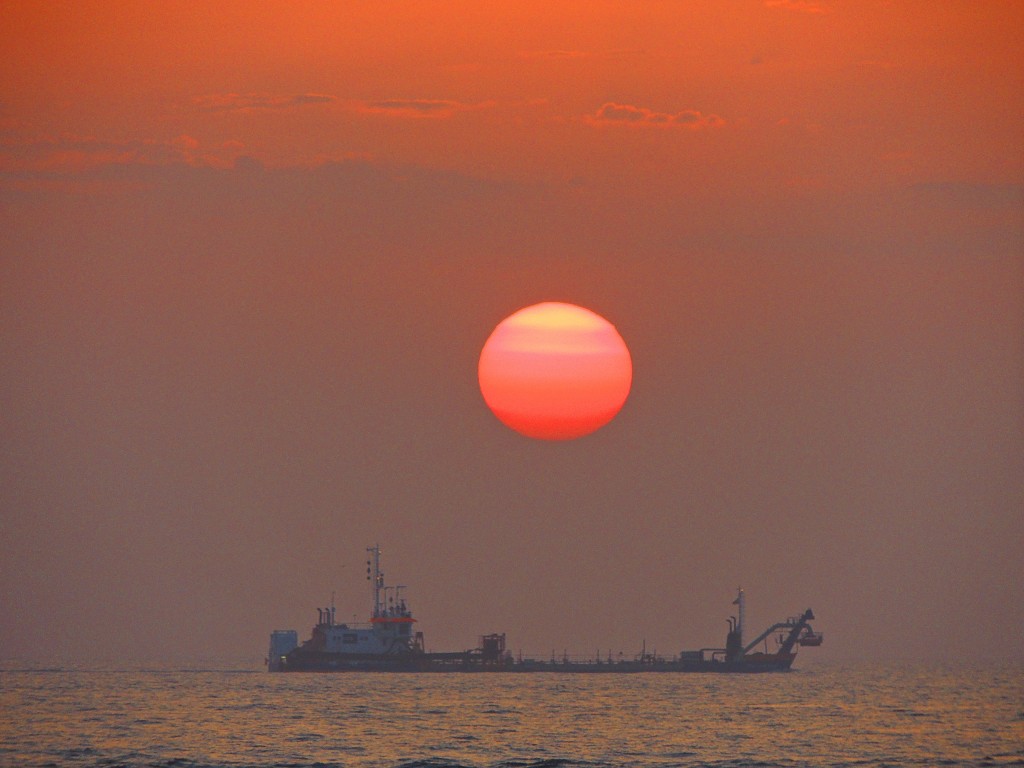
[343,633,358,644]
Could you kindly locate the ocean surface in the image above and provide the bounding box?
[2,662,1021,768]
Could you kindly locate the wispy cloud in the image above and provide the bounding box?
[517,50,591,60]
[0,133,244,177]
[355,99,486,118]
[765,0,829,13]
[587,103,725,129]
[911,181,1024,210]
[194,93,337,112]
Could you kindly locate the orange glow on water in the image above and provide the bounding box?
[478,302,632,440]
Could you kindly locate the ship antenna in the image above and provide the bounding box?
[732,587,746,649]
[367,544,383,618]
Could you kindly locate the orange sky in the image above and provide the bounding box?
[1,2,1022,665]
[4,1,1021,183]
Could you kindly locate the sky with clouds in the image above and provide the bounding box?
[2,1,1022,665]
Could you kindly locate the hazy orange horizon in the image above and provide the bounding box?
[1,1,1021,665]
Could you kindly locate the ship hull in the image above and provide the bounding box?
[279,652,796,673]
[280,649,478,672]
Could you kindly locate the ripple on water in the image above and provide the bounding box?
[3,664,1022,768]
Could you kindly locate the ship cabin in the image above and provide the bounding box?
[314,597,417,655]
[306,545,421,656]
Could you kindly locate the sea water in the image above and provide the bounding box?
[2,662,1021,768]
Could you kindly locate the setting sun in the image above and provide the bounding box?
[478,302,632,440]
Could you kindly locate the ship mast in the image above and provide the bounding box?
[367,545,384,618]
[733,587,745,649]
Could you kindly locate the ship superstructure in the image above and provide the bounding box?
[268,545,822,673]
[269,546,433,671]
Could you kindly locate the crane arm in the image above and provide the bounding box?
[742,609,816,656]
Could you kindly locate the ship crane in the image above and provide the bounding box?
[742,608,818,657]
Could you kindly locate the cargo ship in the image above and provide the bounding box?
[268,545,823,673]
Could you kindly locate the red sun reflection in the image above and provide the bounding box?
[478,302,633,440]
